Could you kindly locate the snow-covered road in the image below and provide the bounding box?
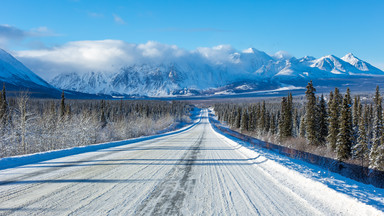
[0,109,382,215]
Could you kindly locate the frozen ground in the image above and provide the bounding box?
[0,109,383,215]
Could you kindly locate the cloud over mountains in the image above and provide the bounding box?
[14,40,243,79]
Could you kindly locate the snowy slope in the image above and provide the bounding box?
[0,49,54,89]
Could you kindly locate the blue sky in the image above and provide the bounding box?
[1,0,384,69]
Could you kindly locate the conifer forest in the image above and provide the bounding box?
[214,81,384,171]
[0,87,192,158]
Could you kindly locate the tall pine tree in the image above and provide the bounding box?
[327,88,342,150]
[353,104,369,167]
[336,88,353,161]
[240,108,249,131]
[317,94,328,145]
[60,91,66,117]
[370,86,383,169]
[305,80,317,145]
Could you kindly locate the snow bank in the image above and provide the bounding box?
[0,110,202,170]
[209,112,384,211]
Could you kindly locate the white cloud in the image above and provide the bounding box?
[273,50,293,60]
[113,14,125,24]
[195,44,235,64]
[13,40,241,80]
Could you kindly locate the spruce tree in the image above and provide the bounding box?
[317,94,328,145]
[292,109,299,137]
[247,106,255,131]
[265,111,271,133]
[305,80,317,145]
[60,91,66,117]
[280,95,293,139]
[370,86,383,169]
[100,100,107,128]
[270,114,276,135]
[235,107,242,128]
[336,89,353,161]
[240,108,249,131]
[279,97,287,140]
[299,114,306,138]
[327,88,342,150]
[258,101,266,134]
[286,93,293,137]
[353,104,369,167]
[352,96,361,149]
[0,84,7,124]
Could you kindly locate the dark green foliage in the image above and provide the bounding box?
[258,101,266,134]
[100,100,107,128]
[299,115,306,138]
[212,83,384,171]
[317,94,328,145]
[0,84,8,125]
[336,88,353,161]
[279,94,293,140]
[328,88,342,150]
[240,108,249,131]
[60,91,66,117]
[305,80,317,145]
[370,86,383,169]
[353,104,369,166]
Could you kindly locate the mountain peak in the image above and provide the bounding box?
[0,48,57,93]
[341,53,360,63]
[242,48,261,54]
[344,52,356,58]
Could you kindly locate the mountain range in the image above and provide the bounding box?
[1,48,384,98]
[49,48,384,97]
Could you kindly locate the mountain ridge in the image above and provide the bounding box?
[49,48,384,97]
[1,48,383,98]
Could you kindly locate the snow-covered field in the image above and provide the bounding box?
[0,109,383,215]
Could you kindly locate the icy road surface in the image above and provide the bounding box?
[0,110,382,215]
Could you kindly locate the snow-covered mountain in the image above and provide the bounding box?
[0,49,53,89]
[0,49,61,97]
[2,47,383,98]
[49,49,384,97]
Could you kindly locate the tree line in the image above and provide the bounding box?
[0,87,192,158]
[214,81,384,171]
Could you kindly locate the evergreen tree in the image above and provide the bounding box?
[286,93,293,137]
[292,109,299,137]
[327,88,342,150]
[352,96,361,148]
[240,108,249,131]
[270,114,276,135]
[247,106,255,131]
[336,89,353,161]
[299,114,306,138]
[370,86,383,169]
[235,107,242,128]
[60,91,66,117]
[265,111,271,133]
[280,95,293,139]
[100,100,107,128]
[258,101,266,134]
[317,94,328,145]
[0,84,7,124]
[279,97,287,140]
[305,80,317,145]
[353,104,369,167]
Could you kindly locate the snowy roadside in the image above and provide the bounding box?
[208,110,384,213]
[0,109,202,171]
